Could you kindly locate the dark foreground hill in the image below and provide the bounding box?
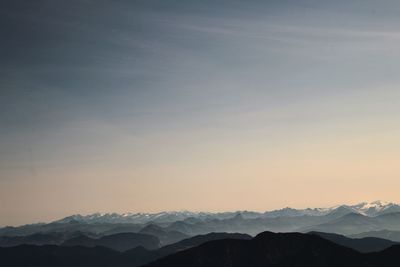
[0,232,65,247]
[144,232,400,267]
[129,232,253,266]
[2,232,400,267]
[0,245,122,267]
[0,232,251,267]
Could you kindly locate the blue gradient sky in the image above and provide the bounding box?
[1,0,400,225]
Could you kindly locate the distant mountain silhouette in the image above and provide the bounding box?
[323,206,355,219]
[62,232,159,251]
[303,213,374,234]
[0,233,64,247]
[0,221,143,237]
[309,231,398,252]
[304,212,400,235]
[139,224,188,245]
[351,230,400,242]
[374,212,400,228]
[0,231,93,247]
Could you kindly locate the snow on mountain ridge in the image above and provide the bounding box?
[54,201,400,224]
[347,201,398,216]
[358,201,392,210]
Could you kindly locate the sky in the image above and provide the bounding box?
[1,0,400,226]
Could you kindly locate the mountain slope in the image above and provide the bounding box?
[351,230,400,242]
[309,231,398,252]
[0,232,65,247]
[62,232,160,251]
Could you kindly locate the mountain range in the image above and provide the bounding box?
[50,201,400,224]
[3,201,400,267]
[2,201,400,243]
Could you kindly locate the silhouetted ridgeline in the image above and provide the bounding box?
[0,232,251,267]
[1,232,400,267]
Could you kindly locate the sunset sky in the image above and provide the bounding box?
[1,0,400,226]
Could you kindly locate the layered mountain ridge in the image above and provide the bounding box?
[53,201,400,225]
[2,231,400,267]
[2,201,400,248]
[2,202,400,267]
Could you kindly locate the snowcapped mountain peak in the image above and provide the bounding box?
[364,200,392,208]
[347,201,399,216]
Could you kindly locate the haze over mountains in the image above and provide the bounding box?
[2,201,400,266]
[53,201,400,224]
[2,201,400,243]
[3,0,400,266]
[2,201,400,239]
